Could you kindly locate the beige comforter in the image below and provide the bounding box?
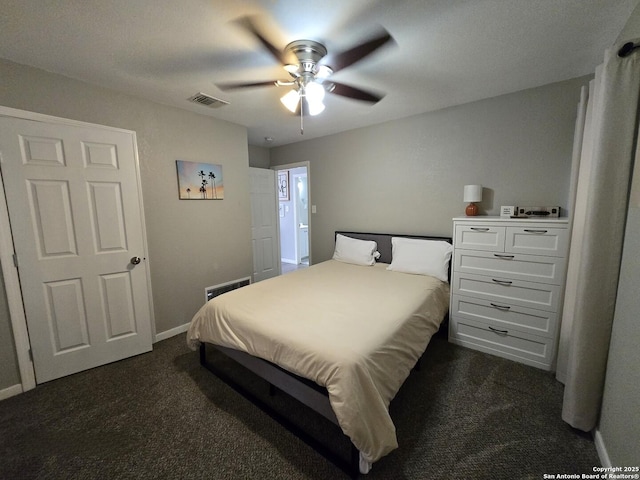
[187,260,449,464]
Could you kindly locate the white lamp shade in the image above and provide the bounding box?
[463,185,483,203]
[305,82,325,103]
[304,82,325,116]
[280,89,300,113]
[307,100,325,116]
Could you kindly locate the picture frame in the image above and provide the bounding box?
[278,170,289,201]
[176,160,224,200]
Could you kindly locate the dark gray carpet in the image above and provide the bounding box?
[0,331,599,479]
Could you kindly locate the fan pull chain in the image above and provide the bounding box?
[300,99,304,135]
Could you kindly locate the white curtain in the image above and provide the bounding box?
[558,41,640,431]
[557,78,598,384]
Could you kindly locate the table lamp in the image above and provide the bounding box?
[464,185,482,216]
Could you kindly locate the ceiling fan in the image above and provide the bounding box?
[217,17,395,133]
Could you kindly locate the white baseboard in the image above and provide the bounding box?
[0,383,23,401]
[594,428,612,468]
[154,322,190,343]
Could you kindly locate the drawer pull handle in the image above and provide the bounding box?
[489,326,509,335]
[470,227,490,231]
[523,229,548,234]
[493,254,515,259]
[490,303,511,311]
[492,278,513,285]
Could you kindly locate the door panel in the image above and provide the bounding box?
[249,168,280,282]
[88,182,128,252]
[0,116,153,383]
[100,271,137,339]
[44,278,90,352]
[28,179,78,257]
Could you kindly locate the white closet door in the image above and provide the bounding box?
[0,115,153,383]
[249,168,280,282]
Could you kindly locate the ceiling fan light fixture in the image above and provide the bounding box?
[305,81,325,103]
[280,89,300,113]
[304,82,325,116]
[307,99,325,116]
[315,65,333,79]
[283,64,300,74]
[224,21,393,133]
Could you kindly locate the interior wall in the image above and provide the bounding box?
[596,3,640,466]
[598,172,640,465]
[248,145,270,168]
[270,76,589,262]
[0,59,252,364]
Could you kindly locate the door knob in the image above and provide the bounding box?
[130,256,142,265]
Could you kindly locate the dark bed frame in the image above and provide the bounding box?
[198,231,452,478]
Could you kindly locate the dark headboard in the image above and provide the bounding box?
[335,231,453,266]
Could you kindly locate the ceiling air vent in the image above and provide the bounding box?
[188,92,230,108]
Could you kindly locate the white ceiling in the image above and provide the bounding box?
[1,0,637,147]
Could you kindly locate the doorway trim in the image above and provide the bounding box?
[0,105,155,393]
[272,161,312,266]
[0,152,34,392]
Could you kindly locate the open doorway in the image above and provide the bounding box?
[275,163,310,274]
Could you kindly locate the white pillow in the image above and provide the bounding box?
[332,234,381,266]
[387,237,452,281]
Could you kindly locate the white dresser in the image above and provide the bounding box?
[448,217,569,370]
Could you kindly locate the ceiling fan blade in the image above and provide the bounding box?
[234,16,287,65]
[325,28,395,72]
[329,82,384,103]
[216,80,278,91]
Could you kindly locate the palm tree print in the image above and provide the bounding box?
[198,170,208,199]
[209,172,217,199]
[176,161,223,200]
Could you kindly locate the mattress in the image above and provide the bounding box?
[187,259,449,464]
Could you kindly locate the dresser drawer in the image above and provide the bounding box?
[454,249,565,285]
[454,225,505,252]
[452,272,561,311]
[505,227,568,257]
[451,294,556,337]
[449,318,554,369]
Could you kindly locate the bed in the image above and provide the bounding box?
[187,231,452,477]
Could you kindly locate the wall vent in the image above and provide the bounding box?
[188,92,230,108]
[205,277,251,302]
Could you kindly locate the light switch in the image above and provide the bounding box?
[311,205,317,214]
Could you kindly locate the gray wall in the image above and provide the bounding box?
[599,195,640,465]
[597,3,640,466]
[271,76,589,262]
[0,58,252,390]
[248,145,270,168]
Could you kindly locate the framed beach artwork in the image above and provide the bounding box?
[176,160,224,200]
